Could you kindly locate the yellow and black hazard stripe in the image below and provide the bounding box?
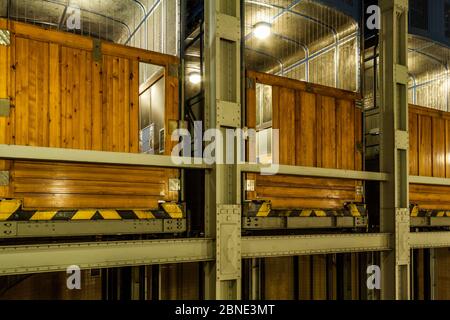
[410,204,450,218]
[243,200,366,218]
[0,199,185,221]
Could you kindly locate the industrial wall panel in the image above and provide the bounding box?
[246,70,363,210]
[0,21,181,211]
[410,105,450,210]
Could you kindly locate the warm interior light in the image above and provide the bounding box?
[253,22,272,40]
[189,72,202,85]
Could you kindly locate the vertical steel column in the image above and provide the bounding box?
[379,0,410,300]
[204,0,242,299]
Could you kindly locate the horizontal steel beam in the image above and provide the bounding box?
[239,163,389,181]
[241,233,391,258]
[410,232,450,249]
[0,238,214,275]
[409,175,450,186]
[0,145,210,170]
[0,219,186,238]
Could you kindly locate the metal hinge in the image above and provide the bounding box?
[0,29,10,46]
[169,179,181,192]
[0,171,9,186]
[92,39,102,63]
[0,99,10,117]
[168,64,179,78]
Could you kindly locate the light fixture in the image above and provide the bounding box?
[253,22,272,40]
[189,72,202,85]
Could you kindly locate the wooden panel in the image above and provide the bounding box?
[432,117,446,178]
[435,248,450,300]
[418,115,432,176]
[12,161,174,210]
[409,112,419,176]
[264,257,294,300]
[296,91,316,167]
[0,23,182,208]
[246,71,362,210]
[320,96,336,168]
[298,256,312,300]
[336,99,355,170]
[312,255,327,300]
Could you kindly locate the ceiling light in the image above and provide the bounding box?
[189,72,202,85]
[253,22,272,40]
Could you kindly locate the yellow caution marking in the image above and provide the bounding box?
[314,210,327,217]
[437,211,446,217]
[99,210,122,220]
[161,203,183,219]
[348,204,361,217]
[134,210,155,219]
[0,200,21,221]
[411,206,419,217]
[30,211,57,221]
[71,210,97,220]
[300,210,312,217]
[256,202,271,217]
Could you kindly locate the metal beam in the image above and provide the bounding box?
[0,219,186,238]
[410,232,450,249]
[379,0,410,300]
[239,163,389,181]
[0,238,214,276]
[241,234,391,258]
[204,0,242,300]
[0,144,210,170]
[410,175,450,186]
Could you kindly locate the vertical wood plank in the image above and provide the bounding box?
[354,105,362,172]
[60,46,68,147]
[321,96,337,168]
[296,91,316,167]
[419,115,432,177]
[91,58,103,150]
[316,95,322,168]
[279,87,295,165]
[15,37,29,146]
[129,59,140,153]
[409,111,418,176]
[28,40,37,146]
[432,117,446,178]
[49,44,61,148]
[123,58,130,153]
[337,99,355,170]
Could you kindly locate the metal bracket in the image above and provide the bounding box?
[0,99,10,117]
[169,178,181,192]
[217,100,241,128]
[245,180,255,192]
[216,14,240,42]
[168,63,179,78]
[0,29,10,46]
[216,205,241,281]
[92,39,102,63]
[395,64,408,85]
[0,171,9,186]
[246,78,255,90]
[395,130,409,150]
[395,208,410,265]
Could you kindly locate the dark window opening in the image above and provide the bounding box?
[410,0,429,30]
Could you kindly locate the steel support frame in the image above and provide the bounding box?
[204,0,242,299]
[241,234,391,258]
[0,238,214,276]
[379,0,410,300]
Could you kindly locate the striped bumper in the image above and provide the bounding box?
[410,204,450,218]
[243,200,366,218]
[0,199,185,221]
